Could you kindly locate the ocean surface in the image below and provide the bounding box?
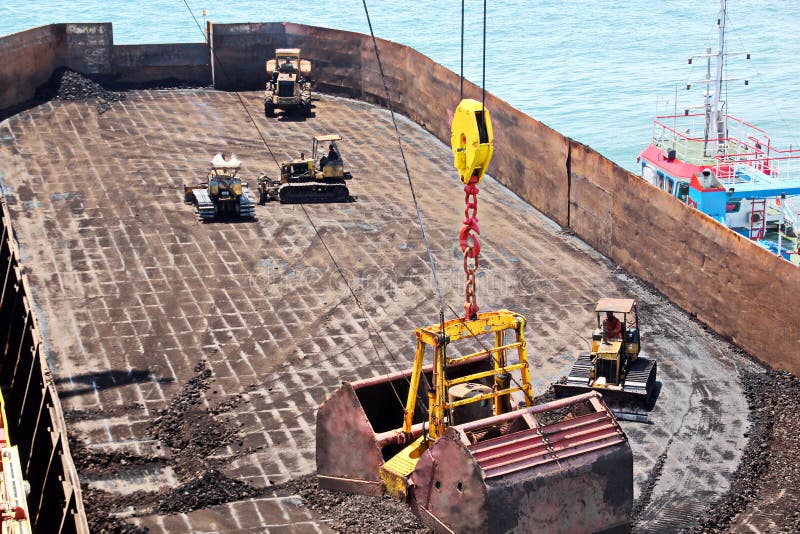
[1,1,798,173]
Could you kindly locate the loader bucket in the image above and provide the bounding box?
[410,392,632,534]
[316,353,494,495]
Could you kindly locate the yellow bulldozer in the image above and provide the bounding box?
[183,153,255,221]
[316,101,633,533]
[257,134,352,204]
[553,298,658,419]
[264,48,312,117]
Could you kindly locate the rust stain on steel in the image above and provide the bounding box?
[468,411,625,479]
[316,383,385,496]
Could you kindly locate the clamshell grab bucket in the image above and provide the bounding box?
[316,308,633,533]
[411,392,632,534]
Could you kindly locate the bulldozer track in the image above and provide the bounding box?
[189,186,255,221]
[278,182,350,204]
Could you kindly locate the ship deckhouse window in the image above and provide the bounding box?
[726,201,741,213]
[677,182,689,202]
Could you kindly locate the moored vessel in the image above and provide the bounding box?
[639,0,800,264]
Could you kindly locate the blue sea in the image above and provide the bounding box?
[2,1,798,173]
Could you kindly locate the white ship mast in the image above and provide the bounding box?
[686,0,749,157]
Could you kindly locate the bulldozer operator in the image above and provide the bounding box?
[319,144,340,168]
[279,58,295,73]
[602,311,623,342]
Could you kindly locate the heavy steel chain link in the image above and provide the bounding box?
[459,176,481,319]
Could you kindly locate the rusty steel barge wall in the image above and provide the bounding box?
[0,25,65,111]
[0,21,798,389]
[0,198,89,532]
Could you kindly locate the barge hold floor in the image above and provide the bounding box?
[0,90,761,532]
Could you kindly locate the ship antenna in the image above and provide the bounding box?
[687,0,749,158]
[711,0,727,149]
[673,84,678,151]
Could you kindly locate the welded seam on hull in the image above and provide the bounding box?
[566,139,572,227]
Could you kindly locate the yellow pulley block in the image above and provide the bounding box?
[450,99,494,185]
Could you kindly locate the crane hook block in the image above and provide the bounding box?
[450,99,494,185]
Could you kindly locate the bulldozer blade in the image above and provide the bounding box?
[554,356,657,415]
[613,410,652,424]
[410,392,632,534]
[316,353,494,495]
[553,382,655,422]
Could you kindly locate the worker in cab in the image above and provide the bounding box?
[279,59,295,73]
[602,311,623,342]
[320,144,338,168]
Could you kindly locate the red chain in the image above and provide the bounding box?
[459,176,480,319]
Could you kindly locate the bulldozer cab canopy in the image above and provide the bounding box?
[595,298,635,314]
[275,49,301,71]
[313,135,343,160]
[210,153,241,170]
[314,134,342,143]
[209,153,240,179]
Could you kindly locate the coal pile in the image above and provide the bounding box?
[36,67,125,113]
[147,361,239,471]
[69,436,167,477]
[116,78,211,91]
[81,486,151,534]
[77,361,267,530]
[87,511,149,534]
[155,469,265,514]
[684,368,800,533]
[273,475,430,534]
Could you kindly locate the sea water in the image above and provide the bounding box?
[1,0,798,173]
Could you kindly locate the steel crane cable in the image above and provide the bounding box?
[180,0,281,170]
[460,0,465,101]
[179,1,420,415]
[482,0,487,111]
[361,0,447,332]
[460,0,488,111]
[359,0,449,418]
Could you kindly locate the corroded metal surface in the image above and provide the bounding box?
[411,394,632,533]
[317,354,494,495]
